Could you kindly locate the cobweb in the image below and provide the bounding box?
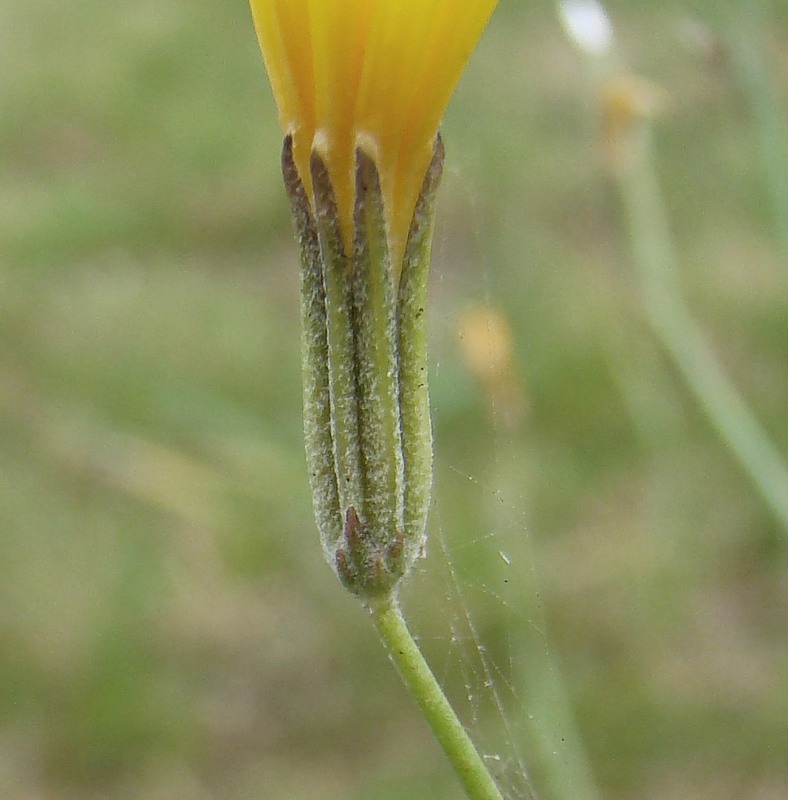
[426,492,539,800]
[397,161,596,800]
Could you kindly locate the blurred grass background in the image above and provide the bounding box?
[2,0,787,798]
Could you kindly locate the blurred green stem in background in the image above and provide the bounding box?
[616,117,788,536]
[560,0,788,535]
[730,0,788,269]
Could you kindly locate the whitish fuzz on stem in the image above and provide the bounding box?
[282,135,444,598]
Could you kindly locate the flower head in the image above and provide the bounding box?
[249,0,498,270]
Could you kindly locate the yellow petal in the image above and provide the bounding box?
[249,0,498,271]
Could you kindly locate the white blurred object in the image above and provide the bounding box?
[558,0,614,55]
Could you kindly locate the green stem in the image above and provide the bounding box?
[731,1,788,268]
[618,125,788,535]
[371,597,504,800]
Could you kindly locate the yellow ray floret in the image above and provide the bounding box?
[249,0,498,270]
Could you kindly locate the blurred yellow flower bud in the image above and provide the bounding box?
[601,74,668,169]
[458,305,526,432]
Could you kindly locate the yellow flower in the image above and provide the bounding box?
[249,0,498,270]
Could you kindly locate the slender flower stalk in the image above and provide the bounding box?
[560,0,788,535]
[248,2,503,797]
